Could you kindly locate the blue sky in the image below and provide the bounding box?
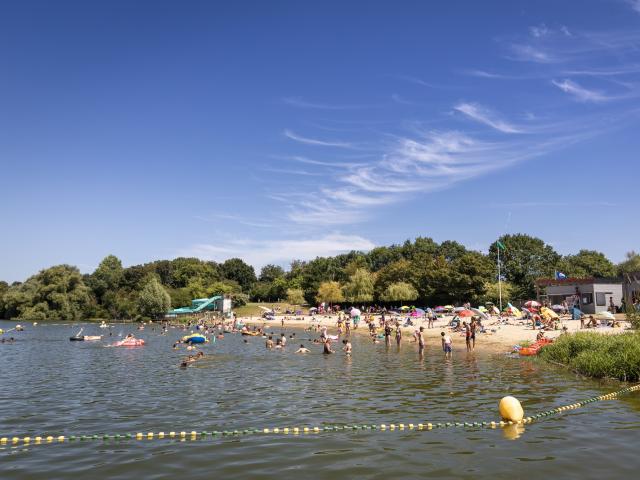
[2,0,640,282]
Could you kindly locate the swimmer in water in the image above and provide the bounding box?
[296,344,310,353]
[342,339,352,355]
[266,336,274,349]
[323,338,334,354]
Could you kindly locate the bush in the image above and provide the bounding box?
[540,331,640,381]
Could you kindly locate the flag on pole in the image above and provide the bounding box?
[496,240,506,250]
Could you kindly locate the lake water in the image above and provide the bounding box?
[1,320,639,479]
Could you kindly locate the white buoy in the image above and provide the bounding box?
[499,396,524,422]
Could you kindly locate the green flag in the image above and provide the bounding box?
[496,241,506,250]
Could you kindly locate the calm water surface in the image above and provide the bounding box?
[1,320,639,479]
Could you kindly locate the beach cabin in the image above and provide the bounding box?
[536,277,623,314]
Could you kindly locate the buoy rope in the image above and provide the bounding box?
[2,384,639,447]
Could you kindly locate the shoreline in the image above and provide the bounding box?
[237,313,631,353]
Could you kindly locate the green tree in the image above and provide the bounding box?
[374,259,415,300]
[221,258,257,292]
[88,255,124,318]
[557,250,616,278]
[483,281,515,305]
[137,277,171,319]
[342,268,374,303]
[448,252,492,304]
[259,264,285,283]
[488,234,560,299]
[437,240,468,262]
[316,281,344,305]
[286,288,306,305]
[619,251,640,275]
[380,282,418,305]
[2,265,90,321]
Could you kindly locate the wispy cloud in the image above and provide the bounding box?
[509,44,555,63]
[283,129,354,148]
[627,0,640,14]
[529,23,550,38]
[277,155,364,169]
[454,102,524,133]
[178,233,376,269]
[552,79,611,102]
[391,93,415,105]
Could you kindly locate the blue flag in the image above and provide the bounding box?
[555,271,566,280]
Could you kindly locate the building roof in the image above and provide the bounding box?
[536,277,623,287]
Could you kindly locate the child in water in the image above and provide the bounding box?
[342,339,352,355]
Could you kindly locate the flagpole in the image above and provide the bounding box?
[497,244,503,312]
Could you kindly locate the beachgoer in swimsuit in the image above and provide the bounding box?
[441,331,452,358]
[464,322,471,352]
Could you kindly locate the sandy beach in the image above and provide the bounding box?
[238,312,630,352]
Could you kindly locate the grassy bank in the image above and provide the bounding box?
[233,302,305,317]
[539,331,640,381]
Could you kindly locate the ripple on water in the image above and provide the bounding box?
[1,321,640,480]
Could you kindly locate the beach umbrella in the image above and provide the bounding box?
[400,306,410,310]
[477,306,488,312]
[410,308,425,317]
[350,308,361,317]
[524,300,541,308]
[453,307,465,313]
[434,306,445,312]
[444,305,455,311]
[541,306,559,320]
[458,309,474,317]
[470,308,489,321]
[551,304,564,312]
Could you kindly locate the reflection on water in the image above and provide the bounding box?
[1,321,640,480]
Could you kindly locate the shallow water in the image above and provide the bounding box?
[1,320,639,479]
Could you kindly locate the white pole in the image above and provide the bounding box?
[498,245,503,312]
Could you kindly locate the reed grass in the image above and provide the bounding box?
[539,331,640,381]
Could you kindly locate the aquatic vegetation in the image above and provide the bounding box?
[540,332,640,381]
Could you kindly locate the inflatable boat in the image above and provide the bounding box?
[518,338,553,356]
[182,333,208,344]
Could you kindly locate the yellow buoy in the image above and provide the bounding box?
[499,396,524,423]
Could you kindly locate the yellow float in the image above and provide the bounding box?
[499,396,524,422]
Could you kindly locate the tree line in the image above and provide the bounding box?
[1,234,638,321]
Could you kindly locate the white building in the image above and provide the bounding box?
[536,277,623,314]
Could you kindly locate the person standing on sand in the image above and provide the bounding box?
[441,331,452,359]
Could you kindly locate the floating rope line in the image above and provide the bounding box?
[2,384,639,447]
